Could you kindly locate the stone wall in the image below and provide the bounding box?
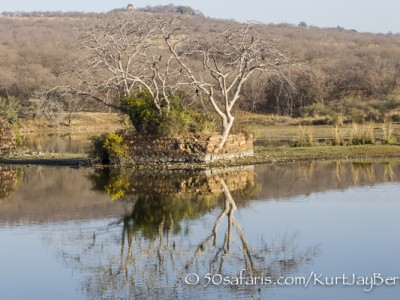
[122,133,253,164]
[0,121,16,153]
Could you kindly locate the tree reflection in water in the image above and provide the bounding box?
[51,167,318,299]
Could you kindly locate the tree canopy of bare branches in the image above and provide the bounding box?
[72,14,182,116]
[72,14,295,147]
[165,22,294,147]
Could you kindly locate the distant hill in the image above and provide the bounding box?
[1,6,400,121]
[138,4,203,16]
[1,4,204,17]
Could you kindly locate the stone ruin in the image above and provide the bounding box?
[120,133,254,165]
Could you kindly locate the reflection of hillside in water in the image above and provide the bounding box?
[255,161,400,200]
[2,161,400,224]
[0,166,21,201]
[0,167,126,224]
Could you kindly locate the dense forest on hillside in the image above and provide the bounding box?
[1,5,400,124]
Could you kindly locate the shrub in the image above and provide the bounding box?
[120,90,162,135]
[0,96,20,124]
[103,133,128,163]
[300,102,331,118]
[90,132,128,164]
[90,134,109,163]
[120,90,214,136]
[388,112,400,123]
[300,96,400,124]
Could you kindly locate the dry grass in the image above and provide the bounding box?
[20,112,124,133]
[382,120,395,144]
[295,125,314,147]
[349,123,375,145]
[332,125,343,146]
[237,112,400,146]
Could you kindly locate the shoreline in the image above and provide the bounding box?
[1,145,400,168]
[0,157,92,167]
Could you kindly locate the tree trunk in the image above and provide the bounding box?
[217,115,234,150]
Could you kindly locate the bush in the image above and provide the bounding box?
[158,102,214,136]
[120,90,214,136]
[0,96,20,124]
[90,132,128,164]
[300,95,400,124]
[300,102,331,118]
[103,133,128,159]
[120,90,162,135]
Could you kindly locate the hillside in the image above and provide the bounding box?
[1,5,400,122]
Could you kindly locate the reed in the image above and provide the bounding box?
[349,123,375,145]
[382,120,395,144]
[332,125,343,146]
[295,125,314,147]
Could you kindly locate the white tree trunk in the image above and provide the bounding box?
[217,115,234,151]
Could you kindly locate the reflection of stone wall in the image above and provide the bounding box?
[124,133,253,164]
[124,166,255,195]
[205,167,255,194]
[0,121,16,153]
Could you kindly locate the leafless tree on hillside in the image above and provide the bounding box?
[70,14,183,116]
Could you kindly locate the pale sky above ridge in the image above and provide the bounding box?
[1,0,399,34]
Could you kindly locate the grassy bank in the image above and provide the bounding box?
[2,112,399,168]
[254,144,400,163]
[0,152,91,166]
[19,112,124,134]
[236,112,400,145]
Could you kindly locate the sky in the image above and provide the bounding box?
[1,0,399,34]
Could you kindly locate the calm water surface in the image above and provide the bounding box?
[1,162,400,299]
[22,133,93,153]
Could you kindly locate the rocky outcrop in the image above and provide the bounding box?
[123,133,253,164]
[0,121,16,153]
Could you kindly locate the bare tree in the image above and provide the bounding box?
[61,15,296,146]
[70,14,182,116]
[28,91,64,123]
[71,17,295,147]
[165,22,294,148]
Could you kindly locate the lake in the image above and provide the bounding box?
[1,161,400,299]
[22,133,93,154]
